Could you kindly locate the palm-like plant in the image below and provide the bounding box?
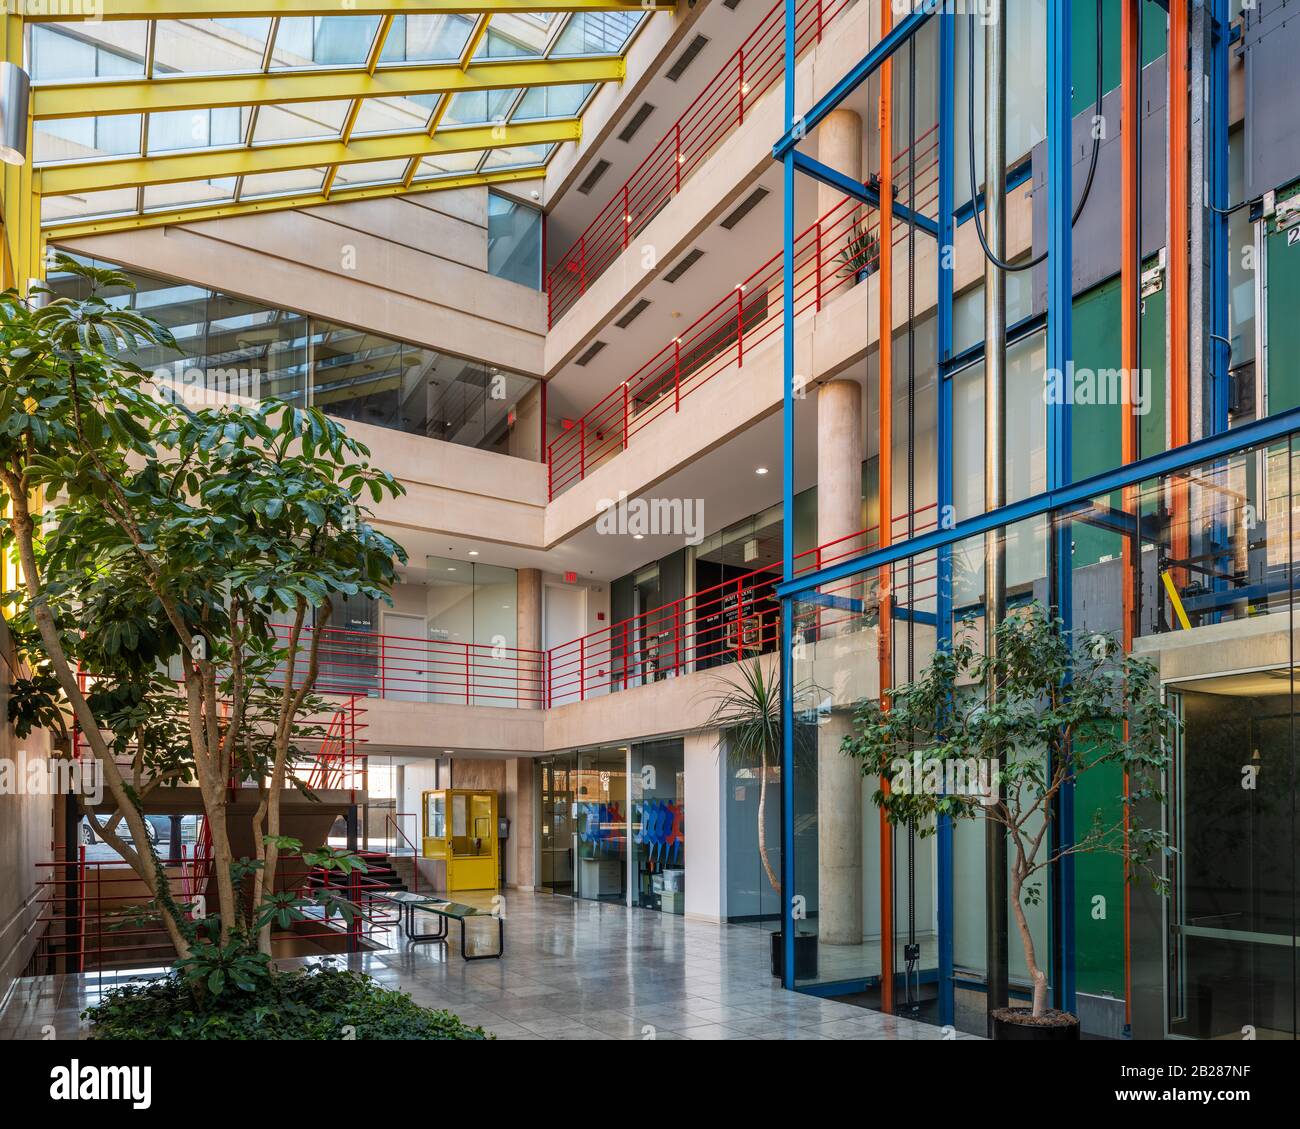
[705,659,781,892]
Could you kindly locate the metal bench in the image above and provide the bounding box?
[372,890,504,961]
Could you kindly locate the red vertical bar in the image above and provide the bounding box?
[622,382,630,450]
[465,643,470,705]
[674,338,681,411]
[736,287,745,366]
[675,122,682,193]
[734,580,744,664]
[815,221,822,311]
[579,637,586,701]
[580,234,586,293]
[580,419,587,479]
[623,185,630,250]
[738,49,745,125]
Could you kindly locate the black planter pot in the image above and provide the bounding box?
[990,1007,1080,1041]
[770,931,818,980]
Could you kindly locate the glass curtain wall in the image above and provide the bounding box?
[425,557,518,707]
[44,258,541,457]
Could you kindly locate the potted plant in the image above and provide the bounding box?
[841,603,1175,1039]
[704,659,816,979]
[836,211,881,284]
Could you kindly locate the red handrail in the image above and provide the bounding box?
[545,0,853,326]
[546,127,941,498]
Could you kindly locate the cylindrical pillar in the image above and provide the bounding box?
[817,109,863,274]
[817,377,864,946]
[517,567,543,708]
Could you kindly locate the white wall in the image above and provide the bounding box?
[684,729,723,922]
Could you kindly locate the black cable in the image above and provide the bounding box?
[966,0,1104,273]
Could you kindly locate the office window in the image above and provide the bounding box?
[487,191,542,289]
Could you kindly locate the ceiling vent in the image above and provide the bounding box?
[618,102,656,143]
[666,35,709,82]
[663,248,704,283]
[575,340,607,366]
[614,299,652,328]
[724,0,743,9]
[577,159,611,195]
[720,186,770,230]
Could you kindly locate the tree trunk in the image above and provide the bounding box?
[3,487,193,957]
[756,744,779,893]
[1009,867,1049,1017]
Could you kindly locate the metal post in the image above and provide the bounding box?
[982,0,1010,1027]
[675,122,682,193]
[674,337,682,410]
[815,220,823,310]
[737,286,745,366]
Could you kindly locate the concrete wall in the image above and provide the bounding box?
[0,627,54,1005]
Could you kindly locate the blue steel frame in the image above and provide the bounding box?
[774,0,1236,1014]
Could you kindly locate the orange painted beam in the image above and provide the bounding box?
[877,0,895,1016]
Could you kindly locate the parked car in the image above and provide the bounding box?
[79,814,164,848]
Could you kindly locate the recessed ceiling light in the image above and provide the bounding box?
[633,534,645,540]
[468,551,479,556]
[447,566,457,571]
[755,466,769,475]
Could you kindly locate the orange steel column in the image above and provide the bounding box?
[877,0,895,1015]
[1169,0,1190,453]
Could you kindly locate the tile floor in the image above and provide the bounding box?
[0,891,976,1041]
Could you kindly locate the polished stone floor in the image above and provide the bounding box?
[0,892,974,1041]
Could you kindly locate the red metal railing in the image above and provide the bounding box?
[545,0,853,326]
[547,561,783,704]
[283,623,546,709]
[33,855,403,973]
[546,126,941,498]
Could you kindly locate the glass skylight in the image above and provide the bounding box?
[32,9,652,228]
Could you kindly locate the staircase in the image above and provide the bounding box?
[308,853,407,899]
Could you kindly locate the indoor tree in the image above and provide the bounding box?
[0,256,406,961]
[705,659,782,895]
[841,603,1176,1020]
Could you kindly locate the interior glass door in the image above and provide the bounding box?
[537,754,577,895]
[575,747,628,903]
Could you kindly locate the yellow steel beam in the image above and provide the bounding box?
[26,1,673,21]
[38,118,578,193]
[42,165,546,238]
[32,56,625,119]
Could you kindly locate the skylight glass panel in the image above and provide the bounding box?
[551,12,643,57]
[442,88,520,128]
[350,95,437,137]
[411,151,481,180]
[332,159,412,188]
[472,14,557,61]
[480,143,554,171]
[42,188,139,225]
[152,19,273,76]
[35,115,143,164]
[31,23,150,82]
[252,101,351,144]
[271,17,382,70]
[239,167,327,199]
[512,84,593,121]
[378,15,475,66]
[143,178,239,212]
[147,107,249,154]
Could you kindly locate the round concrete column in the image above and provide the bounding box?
[816,378,863,946]
[517,568,543,705]
[818,108,863,236]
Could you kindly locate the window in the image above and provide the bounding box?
[487,190,542,289]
